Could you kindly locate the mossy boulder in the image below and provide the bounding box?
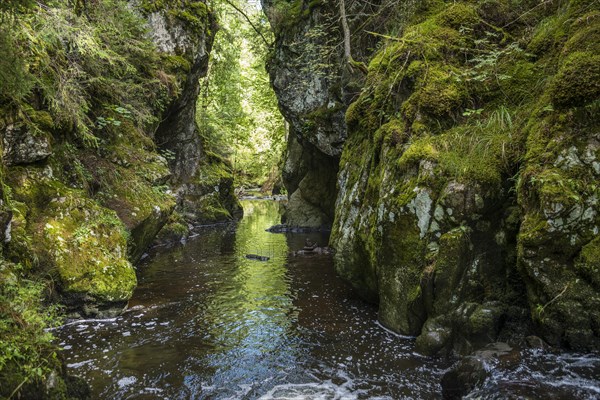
[549,51,600,108]
[7,167,136,317]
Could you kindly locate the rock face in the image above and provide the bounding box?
[262,0,353,228]
[0,0,240,317]
[331,0,600,354]
[148,2,243,227]
[268,0,600,353]
[2,122,52,166]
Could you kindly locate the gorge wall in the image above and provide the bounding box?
[264,0,600,354]
[0,1,241,319]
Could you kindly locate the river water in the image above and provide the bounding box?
[56,200,600,399]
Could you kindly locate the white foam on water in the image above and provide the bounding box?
[259,379,361,400]
[142,387,163,394]
[47,317,118,331]
[374,321,415,339]
[547,377,600,395]
[67,359,93,369]
[117,376,137,388]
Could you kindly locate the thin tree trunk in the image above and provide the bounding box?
[339,0,353,63]
[338,0,367,74]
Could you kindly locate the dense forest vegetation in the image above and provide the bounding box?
[199,1,286,190]
[1,0,599,397]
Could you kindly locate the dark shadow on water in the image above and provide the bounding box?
[55,200,600,399]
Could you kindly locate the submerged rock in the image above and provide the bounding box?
[246,254,270,261]
[266,224,331,234]
[441,356,490,400]
[442,343,522,399]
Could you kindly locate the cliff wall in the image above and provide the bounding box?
[0,0,241,318]
[266,0,600,354]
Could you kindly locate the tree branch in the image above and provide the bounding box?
[222,0,271,47]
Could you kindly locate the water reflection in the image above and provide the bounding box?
[56,200,600,400]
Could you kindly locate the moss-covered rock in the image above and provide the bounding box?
[330,0,600,356]
[549,51,600,108]
[6,167,136,316]
[515,0,600,351]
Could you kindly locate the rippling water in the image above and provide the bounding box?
[56,200,600,399]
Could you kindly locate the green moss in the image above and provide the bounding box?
[168,3,209,35]
[436,2,479,28]
[156,211,190,243]
[576,236,600,288]
[373,119,405,147]
[412,63,467,118]
[528,12,570,55]
[161,54,192,73]
[467,304,501,335]
[397,136,438,171]
[6,168,137,303]
[562,11,600,54]
[25,109,54,133]
[270,0,324,31]
[549,51,600,108]
[38,189,136,302]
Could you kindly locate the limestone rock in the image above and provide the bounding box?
[2,124,52,166]
[262,0,371,228]
[148,2,242,225]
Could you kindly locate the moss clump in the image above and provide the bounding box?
[576,237,600,288]
[436,2,479,28]
[39,189,137,303]
[562,11,600,54]
[549,52,600,108]
[155,211,190,243]
[6,168,136,303]
[407,63,467,119]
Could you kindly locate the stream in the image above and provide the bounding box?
[56,200,600,399]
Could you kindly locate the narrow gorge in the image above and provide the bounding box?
[1,0,599,398]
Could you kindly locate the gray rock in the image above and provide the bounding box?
[441,356,490,400]
[2,124,52,166]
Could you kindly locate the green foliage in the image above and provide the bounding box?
[0,262,62,399]
[0,0,175,146]
[198,0,285,189]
